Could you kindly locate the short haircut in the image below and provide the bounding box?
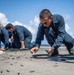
[5,23,13,29]
[39,9,52,19]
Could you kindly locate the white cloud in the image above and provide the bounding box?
[65,23,74,38]
[12,21,23,25]
[34,16,40,27]
[65,23,70,31]
[29,16,40,40]
[0,12,9,25]
[30,16,39,27]
[63,14,71,21]
[63,14,74,38]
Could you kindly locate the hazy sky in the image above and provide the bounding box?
[0,0,74,44]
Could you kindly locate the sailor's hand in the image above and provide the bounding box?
[20,45,25,50]
[0,48,5,50]
[11,38,14,42]
[10,35,14,42]
[30,47,38,54]
[20,47,24,50]
[45,47,54,54]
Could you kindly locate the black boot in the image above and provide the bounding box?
[70,47,74,55]
[66,44,73,54]
[51,49,59,56]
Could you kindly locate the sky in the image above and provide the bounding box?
[0,0,74,44]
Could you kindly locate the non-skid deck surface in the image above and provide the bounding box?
[0,46,74,75]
